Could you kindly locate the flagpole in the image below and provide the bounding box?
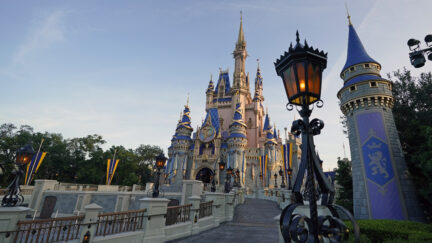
[26,138,44,185]
[108,149,117,185]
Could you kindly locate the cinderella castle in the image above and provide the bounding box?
[163,16,301,192]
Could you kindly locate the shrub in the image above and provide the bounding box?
[344,219,432,242]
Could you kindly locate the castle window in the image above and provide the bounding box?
[350,67,355,72]
[349,85,356,92]
[388,83,392,90]
[364,64,370,68]
[370,81,377,87]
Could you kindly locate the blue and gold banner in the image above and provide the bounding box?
[356,112,405,220]
[258,155,267,187]
[281,143,292,180]
[106,158,120,185]
[25,152,47,185]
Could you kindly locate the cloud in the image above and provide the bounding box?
[12,10,66,65]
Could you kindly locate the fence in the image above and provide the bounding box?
[13,215,84,243]
[199,201,213,219]
[95,208,146,237]
[165,204,192,226]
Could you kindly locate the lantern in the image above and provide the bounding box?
[155,153,167,169]
[219,160,226,171]
[274,31,327,106]
[16,144,35,165]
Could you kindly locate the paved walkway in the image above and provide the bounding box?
[169,198,281,243]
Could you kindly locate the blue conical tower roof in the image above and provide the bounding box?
[230,103,246,127]
[263,113,270,132]
[341,23,380,72]
[177,105,192,130]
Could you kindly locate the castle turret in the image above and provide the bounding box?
[168,103,193,185]
[337,16,424,221]
[206,75,215,110]
[228,102,248,186]
[253,62,264,102]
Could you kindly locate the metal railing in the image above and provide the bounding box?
[165,204,191,226]
[13,215,84,243]
[199,201,213,219]
[95,208,146,237]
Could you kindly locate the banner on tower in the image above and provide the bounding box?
[258,155,267,187]
[281,143,293,180]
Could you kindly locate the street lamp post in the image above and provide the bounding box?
[234,169,240,187]
[2,144,35,207]
[275,31,359,242]
[279,166,286,188]
[273,173,278,188]
[407,34,432,68]
[152,153,167,198]
[224,167,233,193]
[287,168,293,190]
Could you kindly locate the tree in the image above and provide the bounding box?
[0,123,162,187]
[388,68,432,221]
[334,157,353,213]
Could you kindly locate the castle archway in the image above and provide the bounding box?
[195,167,214,184]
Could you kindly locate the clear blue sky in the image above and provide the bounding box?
[1,0,431,171]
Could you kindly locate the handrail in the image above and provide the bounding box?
[96,208,146,237]
[199,201,213,219]
[165,204,192,226]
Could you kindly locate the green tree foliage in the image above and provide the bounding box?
[388,68,432,221]
[334,157,353,213]
[0,123,162,187]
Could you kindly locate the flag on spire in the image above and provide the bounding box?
[106,150,120,185]
[25,139,47,185]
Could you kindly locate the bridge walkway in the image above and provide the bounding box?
[169,198,281,243]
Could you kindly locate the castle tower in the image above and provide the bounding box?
[206,75,215,110]
[337,16,424,221]
[168,103,193,185]
[227,101,248,186]
[253,62,264,102]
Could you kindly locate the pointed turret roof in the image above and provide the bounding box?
[265,125,277,145]
[177,105,192,130]
[341,20,380,72]
[230,103,247,128]
[207,75,214,93]
[214,71,231,95]
[263,113,270,132]
[237,11,245,45]
[273,126,278,140]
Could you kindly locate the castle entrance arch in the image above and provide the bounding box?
[195,167,214,184]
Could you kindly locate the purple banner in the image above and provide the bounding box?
[356,112,405,220]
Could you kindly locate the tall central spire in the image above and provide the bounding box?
[237,11,245,45]
[233,11,248,93]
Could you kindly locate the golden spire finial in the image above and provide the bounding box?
[266,107,268,115]
[186,93,190,107]
[257,58,260,69]
[210,73,213,81]
[237,10,245,44]
[345,3,352,26]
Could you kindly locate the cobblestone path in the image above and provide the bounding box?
[169,198,281,243]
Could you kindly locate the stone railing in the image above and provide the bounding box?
[0,184,244,243]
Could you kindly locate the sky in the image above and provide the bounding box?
[1,0,431,171]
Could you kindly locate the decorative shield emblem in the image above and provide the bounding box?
[199,125,215,143]
[362,136,394,187]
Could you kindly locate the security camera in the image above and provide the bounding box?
[427,52,432,61]
[409,51,426,68]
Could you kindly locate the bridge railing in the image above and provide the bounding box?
[13,215,84,243]
[199,201,213,219]
[165,204,192,226]
[95,208,146,237]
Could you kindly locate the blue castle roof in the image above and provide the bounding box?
[214,72,231,94]
[341,24,380,72]
[177,106,192,130]
[202,108,220,135]
[263,114,270,132]
[273,127,278,139]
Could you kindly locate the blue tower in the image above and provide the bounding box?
[337,16,424,221]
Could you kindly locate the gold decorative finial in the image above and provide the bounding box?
[345,3,352,26]
[186,93,190,107]
[266,107,268,114]
[210,73,213,81]
[240,10,242,22]
[257,58,260,69]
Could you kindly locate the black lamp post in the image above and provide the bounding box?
[152,153,167,198]
[224,167,233,193]
[274,173,278,188]
[287,168,293,190]
[279,166,285,188]
[2,144,35,207]
[275,31,359,242]
[407,34,432,68]
[234,169,240,187]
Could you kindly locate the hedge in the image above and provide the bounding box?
[344,219,432,242]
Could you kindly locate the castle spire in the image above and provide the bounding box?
[237,11,245,45]
[341,17,380,73]
[345,3,352,26]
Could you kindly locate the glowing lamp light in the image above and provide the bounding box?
[274,31,327,106]
[155,153,167,169]
[16,144,35,165]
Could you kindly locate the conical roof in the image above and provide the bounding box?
[341,24,380,72]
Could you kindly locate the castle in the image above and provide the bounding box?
[164,16,301,192]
